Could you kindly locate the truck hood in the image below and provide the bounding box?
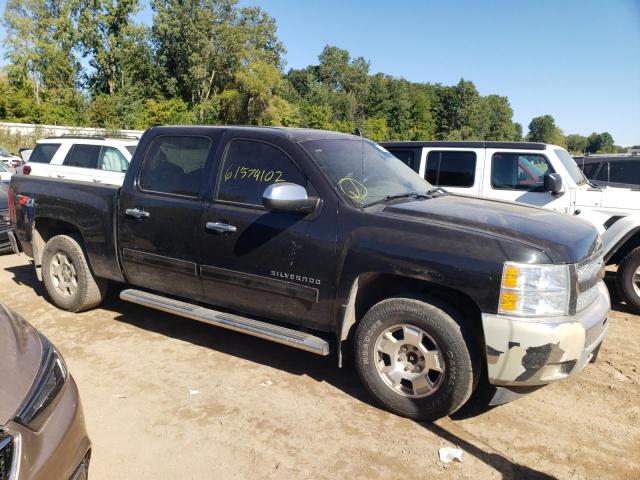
[0,305,43,425]
[381,194,600,264]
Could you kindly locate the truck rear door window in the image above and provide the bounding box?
[426,151,476,187]
[139,136,211,197]
[63,144,101,169]
[491,153,553,191]
[217,139,305,206]
[29,143,60,164]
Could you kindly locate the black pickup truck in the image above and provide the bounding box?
[8,126,610,420]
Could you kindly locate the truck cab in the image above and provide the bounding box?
[383,141,640,311]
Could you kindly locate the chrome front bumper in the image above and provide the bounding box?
[482,281,610,387]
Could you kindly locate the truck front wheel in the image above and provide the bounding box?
[616,247,640,312]
[354,296,479,421]
[42,234,107,312]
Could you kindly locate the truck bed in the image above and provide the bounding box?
[10,175,125,282]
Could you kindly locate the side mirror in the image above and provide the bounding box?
[543,172,563,196]
[263,182,319,213]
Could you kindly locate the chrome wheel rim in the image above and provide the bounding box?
[633,266,640,298]
[50,252,78,297]
[373,324,445,398]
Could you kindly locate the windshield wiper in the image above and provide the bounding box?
[361,191,433,208]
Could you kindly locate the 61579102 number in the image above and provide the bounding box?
[224,165,286,183]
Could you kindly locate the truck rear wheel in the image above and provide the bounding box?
[354,296,479,421]
[616,247,640,312]
[42,234,107,312]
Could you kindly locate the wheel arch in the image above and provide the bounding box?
[606,227,640,265]
[32,217,85,280]
[336,272,484,367]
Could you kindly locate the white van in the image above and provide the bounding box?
[19,135,138,185]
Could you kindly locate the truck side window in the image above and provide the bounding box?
[217,139,306,206]
[139,136,211,197]
[491,153,553,191]
[609,161,640,184]
[63,144,101,169]
[426,151,476,187]
[29,143,60,164]
[581,163,599,178]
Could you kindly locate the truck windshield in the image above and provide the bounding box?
[555,148,589,185]
[300,138,433,207]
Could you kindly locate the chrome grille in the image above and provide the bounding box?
[0,433,15,480]
[574,253,604,312]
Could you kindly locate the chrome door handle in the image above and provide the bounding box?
[125,208,150,219]
[205,222,237,234]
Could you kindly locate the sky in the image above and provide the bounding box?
[2,0,639,145]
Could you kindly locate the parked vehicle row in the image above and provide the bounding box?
[8,126,609,422]
[382,141,640,312]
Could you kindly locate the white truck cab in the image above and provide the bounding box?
[383,141,640,311]
[18,135,139,185]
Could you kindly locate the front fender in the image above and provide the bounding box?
[601,215,640,262]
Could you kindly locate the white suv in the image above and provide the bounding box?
[19,136,139,185]
[382,140,640,312]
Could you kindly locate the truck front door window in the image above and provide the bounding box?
[139,136,211,197]
[491,153,553,191]
[217,140,306,205]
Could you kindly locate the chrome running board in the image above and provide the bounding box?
[119,289,330,356]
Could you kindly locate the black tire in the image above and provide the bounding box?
[41,234,107,312]
[354,296,480,421]
[616,247,640,312]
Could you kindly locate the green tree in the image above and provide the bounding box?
[527,115,565,146]
[565,134,588,154]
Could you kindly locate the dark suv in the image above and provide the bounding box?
[575,155,640,189]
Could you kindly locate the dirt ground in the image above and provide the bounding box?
[1,253,638,480]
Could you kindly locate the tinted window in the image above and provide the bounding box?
[491,153,554,190]
[125,145,137,156]
[218,140,306,205]
[609,161,640,185]
[139,136,211,197]
[389,150,416,170]
[98,147,129,172]
[426,151,476,187]
[63,144,101,168]
[595,163,609,182]
[581,163,600,178]
[29,143,60,164]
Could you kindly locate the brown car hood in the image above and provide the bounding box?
[0,305,43,425]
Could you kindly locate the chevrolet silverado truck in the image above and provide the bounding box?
[8,127,609,421]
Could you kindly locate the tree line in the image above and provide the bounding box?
[0,0,629,153]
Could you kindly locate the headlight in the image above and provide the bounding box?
[499,262,570,317]
[15,334,68,431]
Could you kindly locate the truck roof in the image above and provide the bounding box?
[147,125,360,143]
[380,141,548,150]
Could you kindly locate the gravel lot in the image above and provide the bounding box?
[1,253,638,479]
